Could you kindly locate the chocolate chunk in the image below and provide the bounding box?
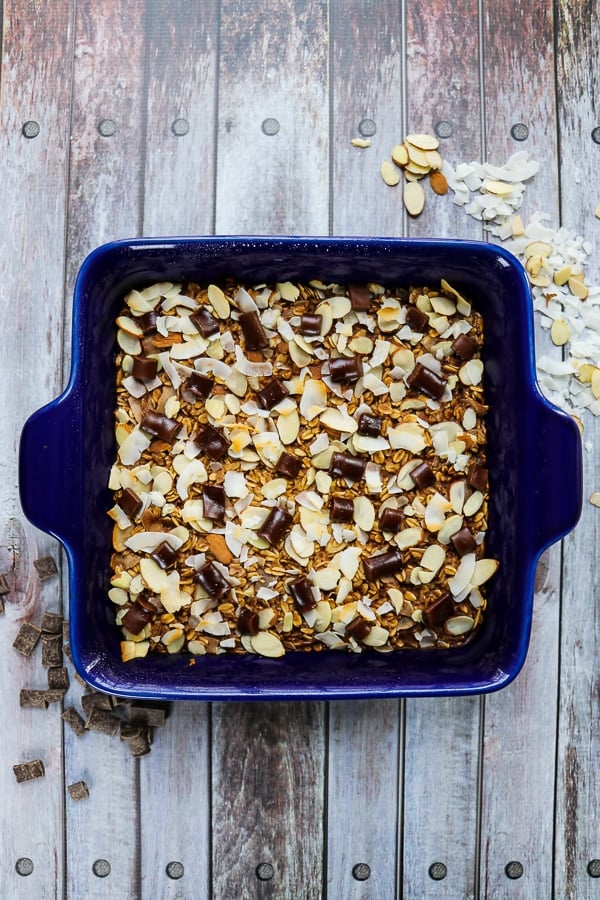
[0,595,4,615]
[256,377,289,410]
[239,310,268,350]
[128,705,167,728]
[330,496,354,523]
[81,692,113,714]
[348,283,372,310]
[237,608,259,635]
[119,487,143,519]
[120,723,152,757]
[41,611,63,634]
[423,592,455,627]
[202,485,226,522]
[20,689,49,709]
[13,759,45,783]
[467,462,488,492]
[258,508,293,546]
[190,307,219,337]
[85,708,119,737]
[451,526,477,556]
[405,305,429,333]
[275,452,303,479]
[150,541,179,570]
[410,462,435,489]
[363,548,403,581]
[329,452,366,481]
[288,576,317,612]
[187,371,214,399]
[329,356,363,384]
[452,334,478,361]
[194,423,231,461]
[0,572,10,595]
[47,666,70,691]
[406,362,447,400]
[346,616,372,641]
[357,413,382,437]
[380,507,403,533]
[62,707,86,737]
[41,634,63,667]
[43,689,68,704]
[137,311,157,334]
[33,556,58,580]
[300,313,322,335]
[140,409,180,444]
[13,622,42,657]
[122,598,155,634]
[67,780,90,802]
[196,562,230,599]
[131,356,158,381]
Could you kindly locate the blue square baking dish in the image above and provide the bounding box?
[19,236,582,700]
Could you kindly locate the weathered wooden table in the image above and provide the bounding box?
[1,1,598,897]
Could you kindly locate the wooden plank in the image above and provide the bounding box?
[554,1,600,896]
[0,1,74,896]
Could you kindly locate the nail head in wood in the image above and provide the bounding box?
[428,862,447,880]
[434,120,454,139]
[587,859,600,878]
[171,118,189,136]
[255,862,275,881]
[352,862,371,881]
[97,118,117,137]
[592,127,600,145]
[15,857,34,876]
[261,118,280,136]
[510,123,529,141]
[22,121,40,139]
[166,861,185,879]
[358,118,376,137]
[92,859,111,878]
[505,860,524,879]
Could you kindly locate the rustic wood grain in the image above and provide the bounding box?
[0,1,73,896]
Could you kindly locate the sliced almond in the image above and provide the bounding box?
[207,284,230,318]
[380,160,401,186]
[206,534,233,565]
[429,170,448,195]
[277,408,300,445]
[551,318,570,346]
[420,543,445,574]
[353,496,375,532]
[471,558,499,586]
[445,615,474,636]
[320,406,358,434]
[525,240,552,259]
[483,180,514,197]
[553,265,572,286]
[591,369,600,400]
[391,143,409,167]
[361,624,390,647]
[568,276,589,300]
[117,329,142,356]
[250,632,285,657]
[463,490,484,517]
[405,133,439,151]
[403,181,426,216]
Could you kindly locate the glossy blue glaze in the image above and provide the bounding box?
[19,237,583,699]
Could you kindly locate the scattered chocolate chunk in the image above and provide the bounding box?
[451,527,477,557]
[120,723,151,757]
[275,451,303,479]
[329,356,363,384]
[150,541,179,570]
[256,377,289,410]
[119,487,143,520]
[128,705,167,728]
[363,548,403,581]
[300,313,322,335]
[330,496,354,523]
[406,362,447,400]
[196,562,230,600]
[13,759,45,783]
[258,508,293,546]
[131,356,158,381]
[140,409,180,444]
[44,689,67,703]
[13,622,42,657]
[33,556,58,580]
[467,462,488,492]
[202,485,226,522]
[81,692,113,714]
[41,611,63,634]
[47,666,70,691]
[237,608,259,635]
[61,707,86,737]
[348,283,372,310]
[41,634,63,667]
[0,572,10,595]
[346,616,372,641]
[0,596,4,615]
[20,689,49,709]
[85,707,119,737]
[190,307,219,337]
[380,507,403,533]
[329,452,366,481]
[423,592,455,627]
[239,310,268,350]
[137,310,157,334]
[187,371,214,399]
[410,462,435,489]
[67,780,89,802]
[452,333,478,361]
[357,413,382,437]
[288,576,317,612]
[122,598,155,634]
[194,423,231,461]
[405,305,429,333]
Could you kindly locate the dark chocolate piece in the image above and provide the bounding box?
[194,423,231,461]
[329,356,363,384]
[190,307,220,337]
[41,611,63,634]
[357,413,382,437]
[451,526,477,557]
[120,723,152,757]
[330,496,354,523]
[122,598,155,634]
[85,708,120,737]
[467,462,488,492]
[346,616,372,641]
[137,311,157,334]
[12,622,42,657]
[62,707,87,737]
[41,634,63,667]
[258,508,293,546]
[131,356,158,381]
[13,759,45,783]
[202,485,226,522]
[363,548,403,581]
[452,334,478,361]
[196,562,230,599]
[405,305,429,333]
[19,689,49,709]
[119,487,143,519]
[256,377,289,410]
[128,705,167,728]
[150,541,179,570]
[140,409,180,444]
[348,283,372,310]
[81,692,113,714]
[423,592,455,627]
[410,462,435,489]
[239,310,268,350]
[329,452,366,481]
[300,313,322,335]
[47,666,70,691]
[43,689,68,704]
[187,371,214,399]
[406,362,447,400]
[68,781,90,802]
[380,507,403,533]
[237,608,259,635]
[275,452,303,479]
[33,556,58,580]
[0,572,9,594]
[288,576,317,613]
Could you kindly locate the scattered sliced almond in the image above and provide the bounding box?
[380,160,401,186]
[250,632,285,658]
[391,143,409,167]
[351,137,372,149]
[551,318,570,346]
[206,534,233,565]
[403,181,426,217]
[405,133,439,151]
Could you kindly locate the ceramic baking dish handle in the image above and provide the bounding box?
[19,390,80,548]
[532,396,582,556]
